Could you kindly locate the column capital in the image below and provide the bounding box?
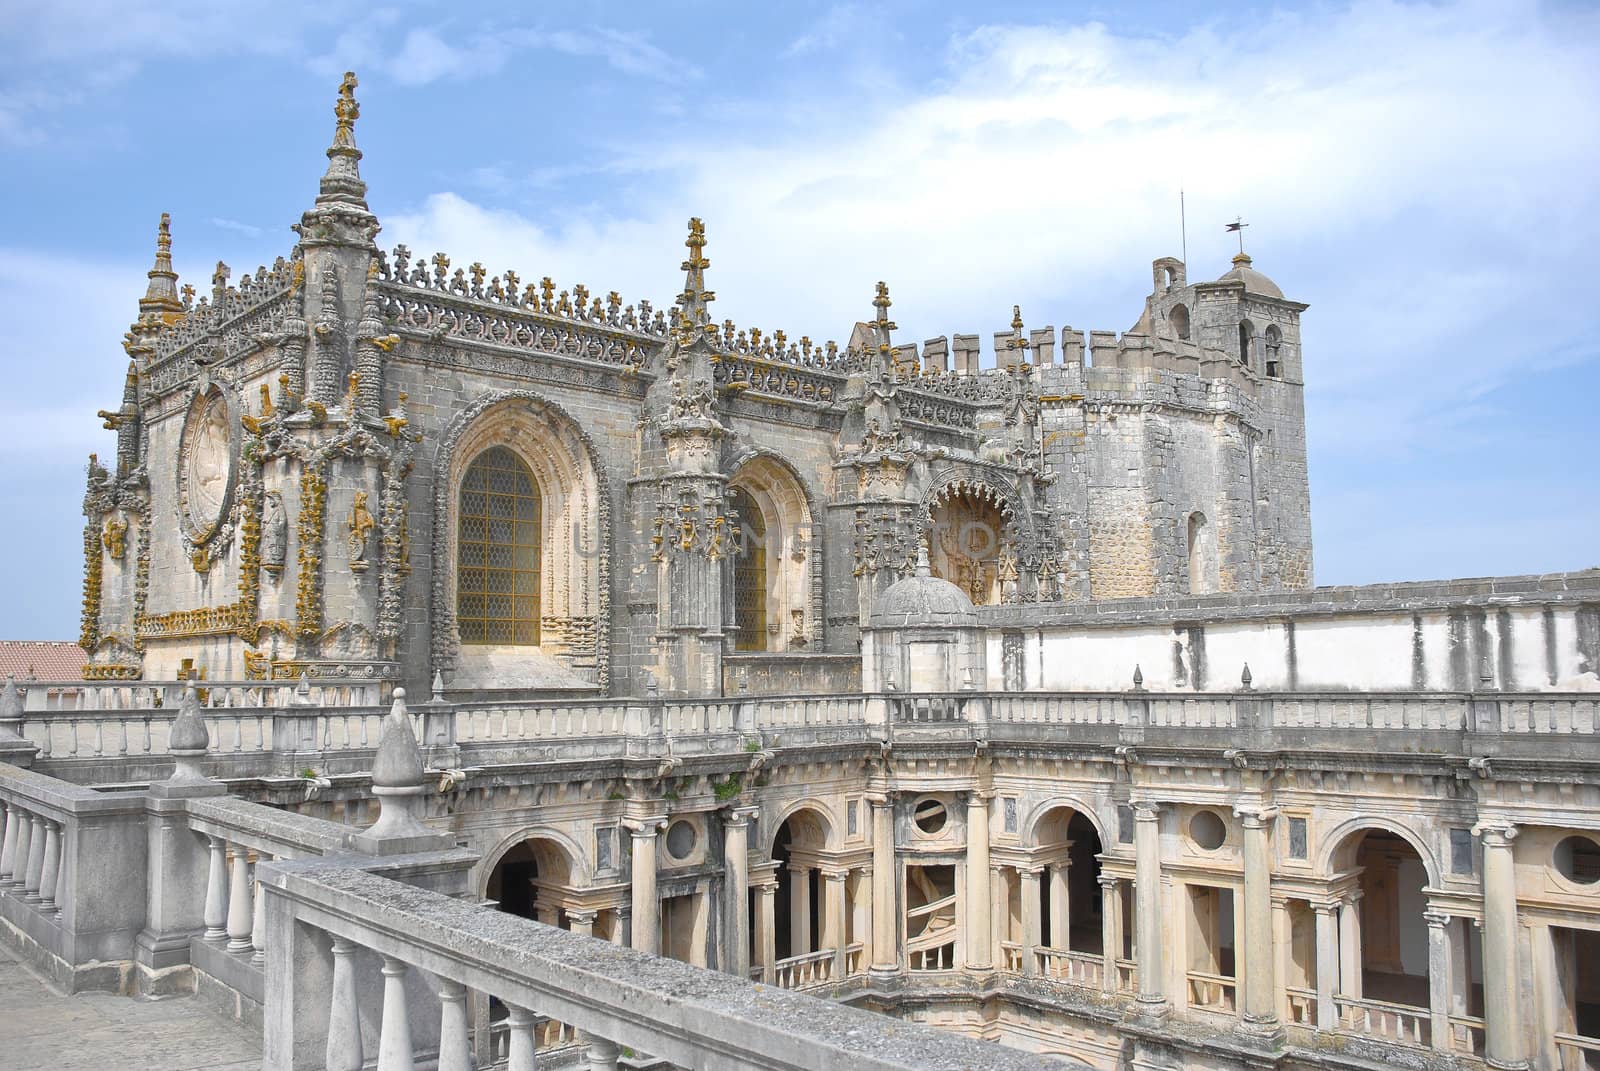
[967,790,995,805]
[720,805,759,828]
[1232,803,1279,827]
[1422,909,1451,928]
[622,815,668,837]
[1098,873,1121,890]
[822,869,849,885]
[566,909,598,926]
[1130,799,1161,821]
[1312,900,1339,917]
[866,790,898,807]
[1473,818,1518,846]
[1020,864,1044,880]
[755,878,780,894]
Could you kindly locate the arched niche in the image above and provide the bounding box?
[727,453,818,652]
[924,479,1018,606]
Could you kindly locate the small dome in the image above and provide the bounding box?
[870,552,977,627]
[1215,253,1282,300]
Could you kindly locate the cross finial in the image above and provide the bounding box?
[1005,304,1030,366]
[1226,215,1250,256]
[678,217,715,329]
[333,71,361,150]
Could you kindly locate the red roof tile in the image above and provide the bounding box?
[0,641,86,682]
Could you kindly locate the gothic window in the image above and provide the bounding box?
[731,486,768,652]
[1264,324,1283,378]
[1238,319,1256,369]
[457,446,541,645]
[1170,303,1191,341]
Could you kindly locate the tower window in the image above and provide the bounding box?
[1238,319,1256,369]
[1170,303,1191,341]
[457,446,541,645]
[1264,324,1283,378]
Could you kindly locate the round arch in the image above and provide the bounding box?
[1317,816,1441,887]
[767,798,839,856]
[1023,795,1111,849]
[431,392,612,689]
[476,824,590,900]
[726,451,820,651]
[922,475,1025,606]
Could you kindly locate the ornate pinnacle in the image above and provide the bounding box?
[1005,304,1030,366]
[137,212,183,325]
[871,281,896,354]
[678,217,715,329]
[314,69,369,210]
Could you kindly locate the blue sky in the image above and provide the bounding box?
[1,0,1597,639]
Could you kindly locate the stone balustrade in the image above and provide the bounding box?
[261,858,1062,1071]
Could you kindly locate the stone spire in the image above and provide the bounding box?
[294,70,380,252]
[318,71,369,210]
[138,213,184,320]
[871,280,896,355]
[677,217,715,331]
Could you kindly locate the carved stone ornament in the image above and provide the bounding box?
[176,385,239,571]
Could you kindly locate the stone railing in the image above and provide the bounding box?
[1035,946,1105,988]
[260,858,1067,1071]
[17,678,387,711]
[1185,969,1238,1015]
[1332,994,1431,1047]
[1555,1030,1600,1070]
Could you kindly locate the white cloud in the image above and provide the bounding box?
[378,0,1599,470]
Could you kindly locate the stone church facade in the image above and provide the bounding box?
[79,72,1312,700]
[26,74,1596,1071]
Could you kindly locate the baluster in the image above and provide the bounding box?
[436,979,471,1071]
[377,955,416,1071]
[53,822,66,909]
[203,836,228,942]
[505,1005,537,1071]
[326,936,364,1071]
[117,717,128,756]
[24,814,47,901]
[226,846,253,953]
[37,820,61,910]
[0,802,16,883]
[140,716,152,754]
[67,718,79,757]
[233,717,244,753]
[251,852,269,965]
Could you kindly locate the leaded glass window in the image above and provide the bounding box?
[457,446,541,645]
[730,487,767,652]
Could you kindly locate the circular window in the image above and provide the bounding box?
[1553,835,1600,885]
[1190,810,1227,851]
[665,820,697,861]
[913,798,948,835]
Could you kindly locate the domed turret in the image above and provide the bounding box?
[1215,252,1282,300]
[869,545,977,628]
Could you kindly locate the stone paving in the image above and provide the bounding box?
[0,946,259,1070]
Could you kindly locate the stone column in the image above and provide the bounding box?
[1314,902,1338,1031]
[1133,800,1168,1015]
[1100,875,1122,993]
[1020,867,1042,976]
[722,807,755,977]
[869,793,898,975]
[790,863,811,957]
[1048,862,1070,950]
[1424,909,1452,1051]
[824,869,848,976]
[437,978,470,1071]
[1338,893,1364,1009]
[757,879,778,983]
[1235,806,1279,1035]
[326,936,364,1071]
[966,793,993,971]
[1476,820,1528,1070]
[625,817,664,955]
[612,906,630,948]
[568,909,597,938]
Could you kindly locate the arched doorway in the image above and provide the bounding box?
[481,836,585,1057]
[927,484,1010,606]
[1332,829,1433,1010]
[771,808,831,962]
[1034,807,1105,957]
